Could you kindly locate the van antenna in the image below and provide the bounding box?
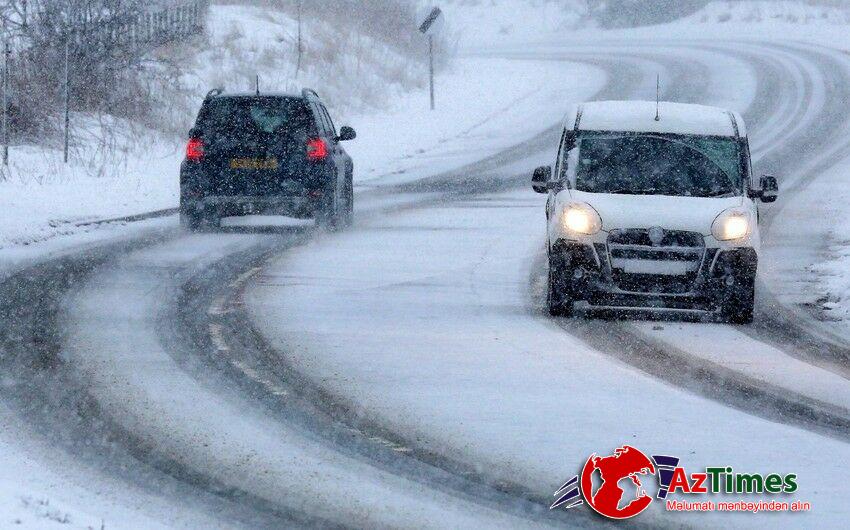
[256,74,260,95]
[655,74,661,121]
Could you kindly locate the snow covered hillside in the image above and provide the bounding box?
[0,1,432,248]
[158,2,432,132]
[686,0,850,25]
[438,0,591,46]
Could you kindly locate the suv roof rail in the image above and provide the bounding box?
[727,111,740,138]
[574,104,584,132]
[302,88,320,100]
[205,87,224,100]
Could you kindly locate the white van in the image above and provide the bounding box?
[532,101,778,323]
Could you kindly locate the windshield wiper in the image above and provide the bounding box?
[605,188,664,195]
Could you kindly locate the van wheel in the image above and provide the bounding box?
[721,278,754,324]
[547,254,574,317]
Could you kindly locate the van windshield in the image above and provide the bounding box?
[573,134,742,197]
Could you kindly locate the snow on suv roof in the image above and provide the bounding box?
[573,101,744,138]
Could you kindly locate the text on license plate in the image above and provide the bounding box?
[230,157,279,170]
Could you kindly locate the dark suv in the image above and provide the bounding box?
[180,88,356,230]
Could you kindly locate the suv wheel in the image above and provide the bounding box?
[182,204,220,232]
[316,190,340,231]
[720,277,755,324]
[204,211,222,231]
[341,178,354,228]
[180,211,202,232]
[547,253,574,317]
[180,199,203,232]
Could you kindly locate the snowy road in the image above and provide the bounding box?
[3,40,850,527]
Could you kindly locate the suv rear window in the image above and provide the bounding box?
[197,97,313,136]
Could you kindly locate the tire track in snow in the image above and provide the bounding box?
[0,54,655,530]
[130,51,699,527]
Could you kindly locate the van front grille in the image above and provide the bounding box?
[606,229,706,294]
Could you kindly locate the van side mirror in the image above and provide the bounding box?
[759,175,778,203]
[747,175,778,203]
[337,126,356,142]
[532,165,552,194]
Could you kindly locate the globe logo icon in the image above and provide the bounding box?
[580,445,657,519]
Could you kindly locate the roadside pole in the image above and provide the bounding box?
[64,38,70,164]
[418,7,442,111]
[428,34,434,110]
[295,0,302,77]
[2,38,9,166]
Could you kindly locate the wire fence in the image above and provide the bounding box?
[1,0,211,165]
[63,0,210,49]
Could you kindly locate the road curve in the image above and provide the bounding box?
[1,39,847,528]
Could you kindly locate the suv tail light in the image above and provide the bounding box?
[186,138,204,162]
[306,138,328,161]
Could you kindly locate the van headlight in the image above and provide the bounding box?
[711,208,751,241]
[561,202,602,236]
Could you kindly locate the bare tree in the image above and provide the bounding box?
[0,0,204,141]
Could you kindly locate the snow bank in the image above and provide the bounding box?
[686,1,850,25]
[0,116,180,248]
[438,0,591,47]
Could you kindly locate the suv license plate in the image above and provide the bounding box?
[230,158,279,170]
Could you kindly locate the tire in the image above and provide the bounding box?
[721,277,755,324]
[316,190,339,231]
[547,253,574,317]
[341,177,354,229]
[204,211,222,231]
[180,198,203,232]
[180,210,202,232]
[339,179,354,228]
[181,203,220,232]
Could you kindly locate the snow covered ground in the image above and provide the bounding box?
[685,0,850,25]
[0,409,220,530]
[7,1,850,528]
[240,32,850,527]
[246,188,844,527]
[59,232,551,530]
[0,119,180,248]
[437,0,591,47]
[347,57,605,187]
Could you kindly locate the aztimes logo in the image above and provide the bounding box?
[551,444,809,520]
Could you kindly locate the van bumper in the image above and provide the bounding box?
[550,239,757,311]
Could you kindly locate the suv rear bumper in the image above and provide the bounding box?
[551,239,757,311]
[182,194,322,219]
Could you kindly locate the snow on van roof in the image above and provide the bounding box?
[575,101,743,137]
